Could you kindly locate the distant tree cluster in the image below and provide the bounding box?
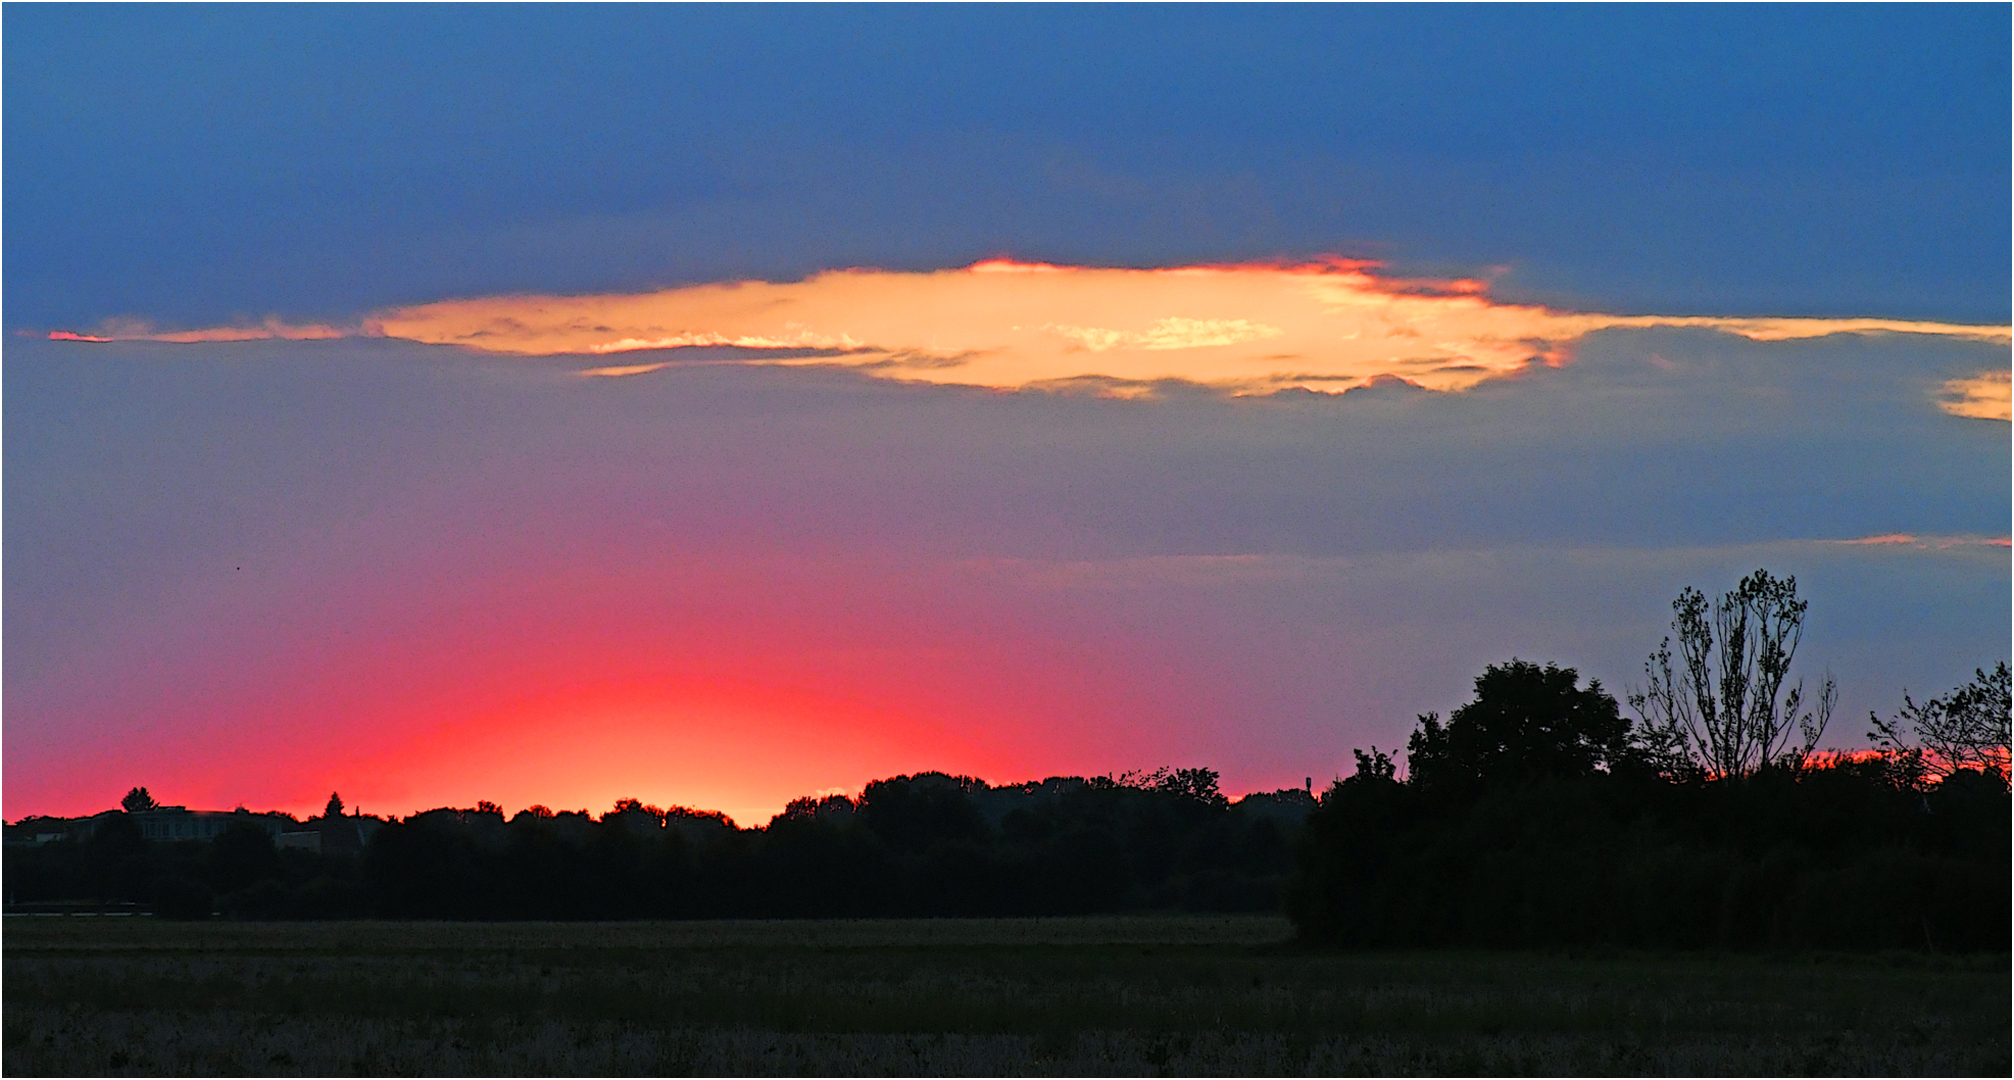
[4,772,1315,921]
[1290,572,2009,953]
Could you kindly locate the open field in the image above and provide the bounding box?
[5,916,2007,1076]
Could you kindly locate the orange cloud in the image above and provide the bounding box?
[50,259,2011,397]
[1934,368,2012,421]
[49,316,343,345]
[580,361,677,378]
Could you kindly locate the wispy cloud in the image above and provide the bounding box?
[1832,533,2012,550]
[579,361,677,378]
[1934,369,2012,421]
[49,316,346,344]
[49,259,2009,398]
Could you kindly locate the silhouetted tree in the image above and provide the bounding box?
[859,774,988,852]
[1286,741,1418,945]
[1151,767,1228,807]
[121,787,158,813]
[1350,747,1398,782]
[1630,569,1835,777]
[324,792,344,818]
[83,812,148,902]
[772,794,857,825]
[1406,660,1629,793]
[209,820,280,895]
[1870,662,2011,786]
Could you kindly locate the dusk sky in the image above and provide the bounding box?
[7,5,2008,826]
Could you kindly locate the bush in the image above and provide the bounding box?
[151,875,214,920]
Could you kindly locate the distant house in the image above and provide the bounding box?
[4,808,295,846]
[4,810,128,846]
[264,812,383,853]
[131,807,286,841]
[315,812,380,853]
[1,814,96,847]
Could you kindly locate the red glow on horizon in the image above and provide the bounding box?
[4,536,1309,826]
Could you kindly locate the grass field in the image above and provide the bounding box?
[4,915,2006,1076]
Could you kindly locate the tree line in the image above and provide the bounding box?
[5,769,1314,922]
[6,570,2006,950]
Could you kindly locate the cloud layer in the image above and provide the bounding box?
[54,260,2010,412]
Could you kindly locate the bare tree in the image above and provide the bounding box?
[1629,569,1835,777]
[1869,662,2011,784]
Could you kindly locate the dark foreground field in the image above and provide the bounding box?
[4,916,2006,1077]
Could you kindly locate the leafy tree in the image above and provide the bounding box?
[1103,766,1230,807]
[1406,659,1629,793]
[859,773,987,852]
[1155,767,1228,808]
[1869,662,2011,786]
[1350,746,1398,783]
[121,786,158,813]
[209,821,280,894]
[1286,742,1417,945]
[1629,569,1835,777]
[324,792,345,818]
[772,794,857,826]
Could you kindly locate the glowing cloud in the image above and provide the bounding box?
[580,361,677,378]
[1048,316,1285,352]
[1934,369,2013,421]
[50,260,2011,396]
[49,316,345,344]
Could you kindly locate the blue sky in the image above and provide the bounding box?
[9,5,2007,326]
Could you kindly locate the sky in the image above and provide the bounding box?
[6,5,2009,825]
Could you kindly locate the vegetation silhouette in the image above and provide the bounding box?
[1291,572,2007,952]
[1406,659,1636,795]
[1630,568,1836,777]
[1869,662,2013,784]
[6,769,1310,923]
[6,570,2004,950]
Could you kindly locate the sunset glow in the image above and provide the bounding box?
[10,5,2007,835]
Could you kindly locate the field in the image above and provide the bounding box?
[4,915,2006,1076]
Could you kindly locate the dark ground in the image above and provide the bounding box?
[4,915,2006,1076]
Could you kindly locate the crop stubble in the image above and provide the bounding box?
[4,915,2005,1076]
